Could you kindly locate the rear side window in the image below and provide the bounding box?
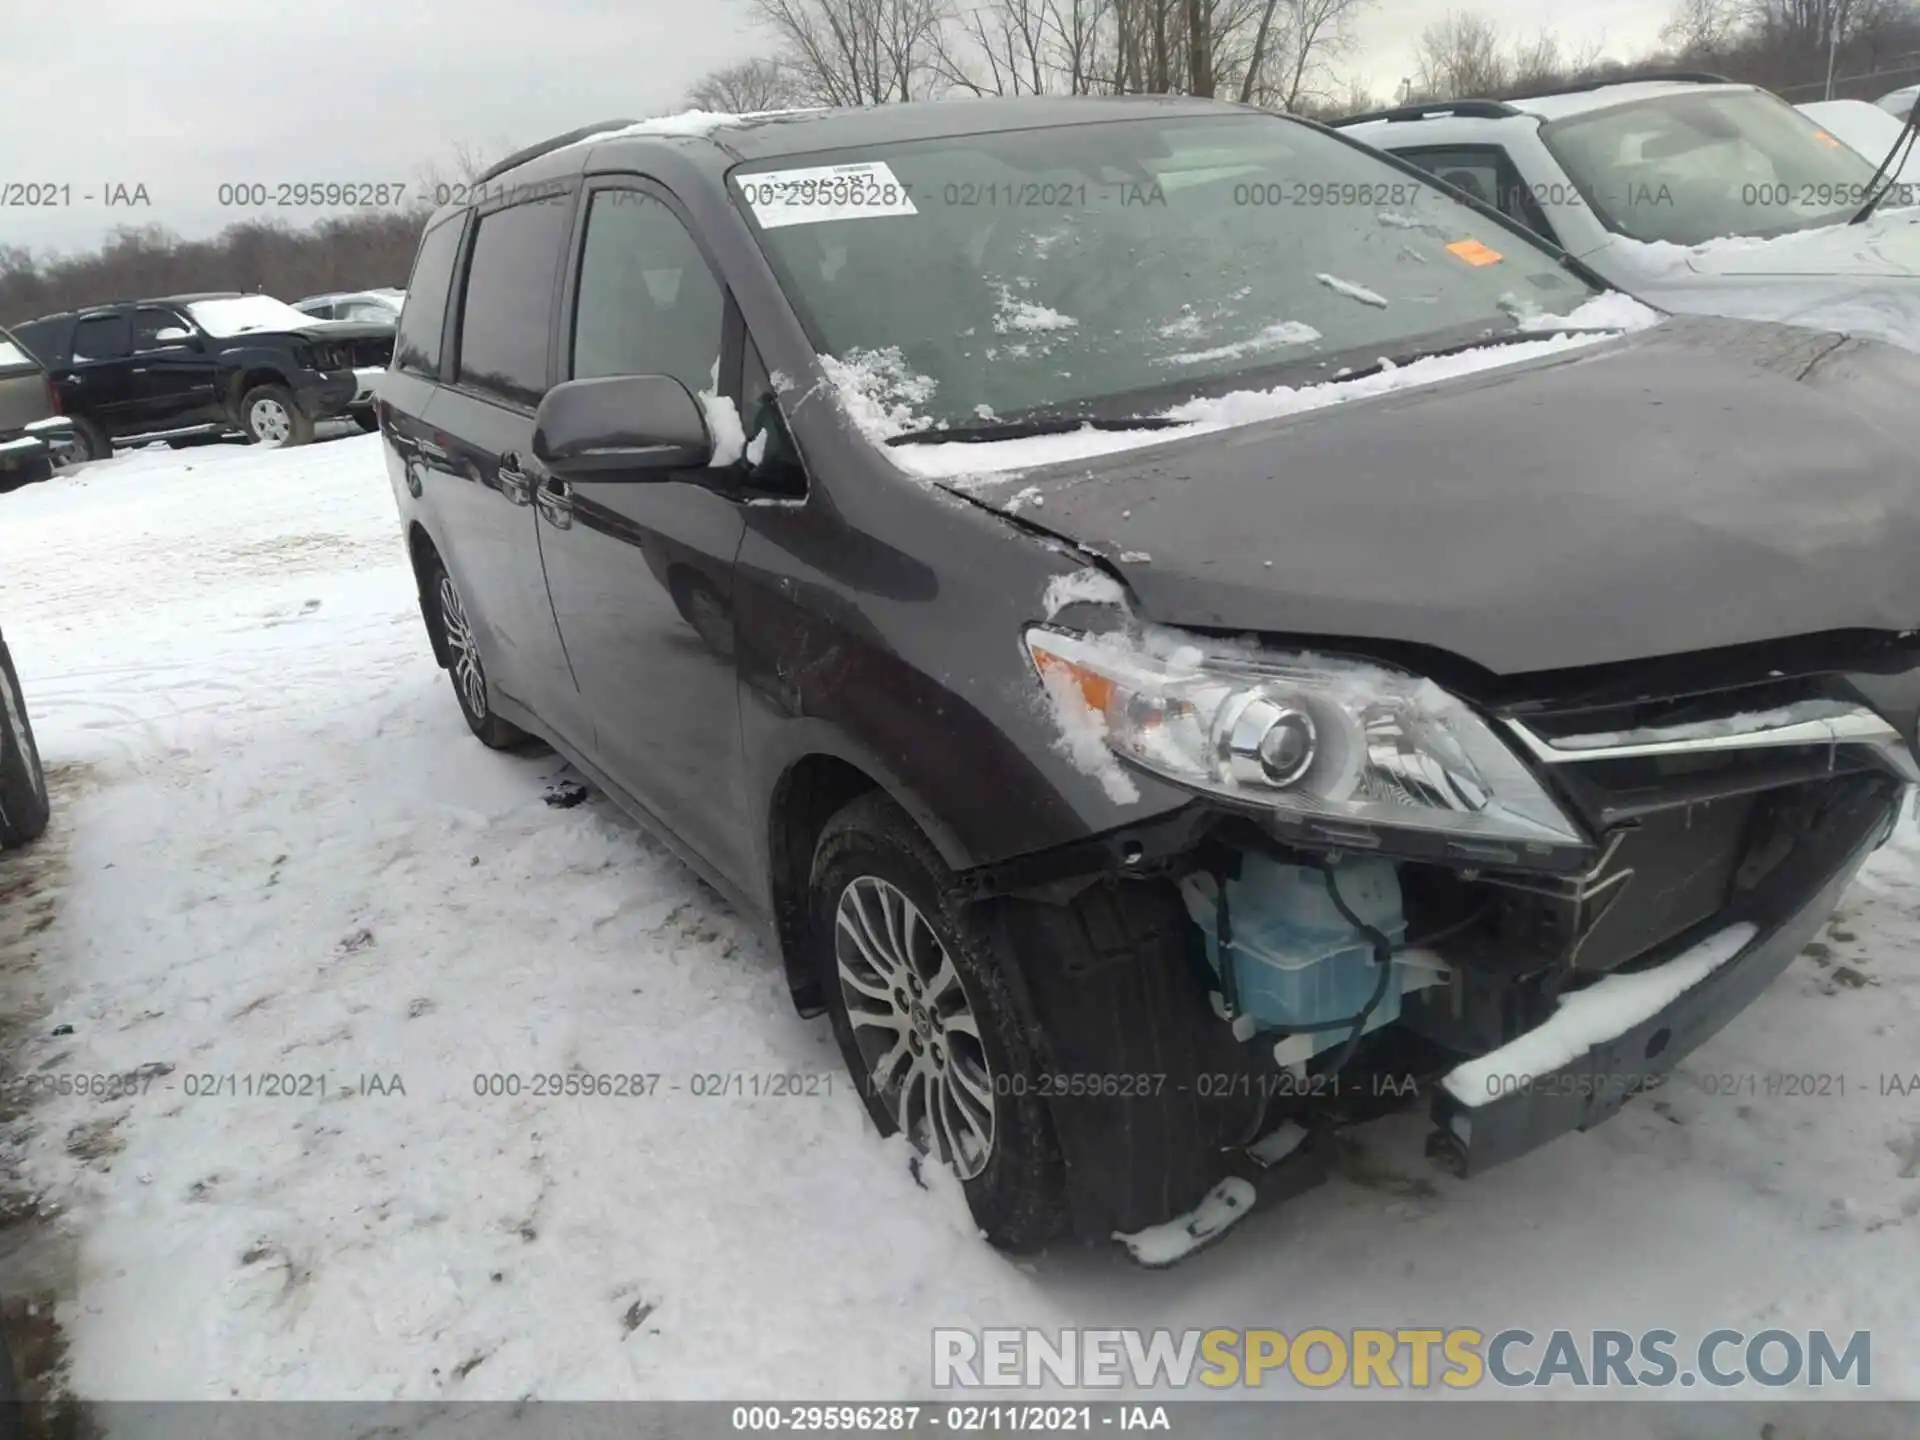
[394,216,464,377]
[456,196,571,407]
[8,321,57,365]
[1394,146,1560,245]
[71,314,132,362]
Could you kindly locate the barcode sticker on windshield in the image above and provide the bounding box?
[735,162,919,229]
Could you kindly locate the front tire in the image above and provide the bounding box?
[811,793,1069,1251]
[239,385,314,449]
[423,559,525,749]
[0,639,50,849]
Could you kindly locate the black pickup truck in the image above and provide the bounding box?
[0,326,75,492]
[9,293,393,459]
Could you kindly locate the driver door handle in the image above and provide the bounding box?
[497,453,535,505]
[536,476,573,530]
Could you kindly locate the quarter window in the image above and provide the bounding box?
[394,214,464,378]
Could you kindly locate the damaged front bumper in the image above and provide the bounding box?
[963,653,1917,1249]
[1427,772,1900,1176]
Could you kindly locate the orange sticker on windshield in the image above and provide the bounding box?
[1446,238,1504,266]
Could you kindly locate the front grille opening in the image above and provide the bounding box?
[1397,770,1902,1054]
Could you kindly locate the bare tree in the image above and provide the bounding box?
[1249,0,1377,108]
[754,0,950,103]
[411,140,497,214]
[1508,29,1563,90]
[1663,0,1740,53]
[686,57,809,110]
[1414,10,1510,98]
[931,0,1057,93]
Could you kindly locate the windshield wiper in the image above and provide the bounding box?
[889,327,1625,447]
[1334,326,1624,384]
[889,415,1185,446]
[1852,108,1920,223]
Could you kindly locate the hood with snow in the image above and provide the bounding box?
[918,312,1920,677]
[1600,207,1920,353]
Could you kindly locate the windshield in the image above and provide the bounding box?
[731,114,1599,432]
[1540,89,1889,246]
[0,334,34,371]
[184,295,318,337]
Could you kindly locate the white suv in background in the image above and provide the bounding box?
[1333,72,1920,352]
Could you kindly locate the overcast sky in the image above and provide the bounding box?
[0,0,1675,258]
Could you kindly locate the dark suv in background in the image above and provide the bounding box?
[0,326,74,492]
[11,292,393,458]
[383,99,1920,1260]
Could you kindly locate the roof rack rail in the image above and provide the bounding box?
[473,119,642,186]
[1498,70,1735,102]
[1327,99,1521,127]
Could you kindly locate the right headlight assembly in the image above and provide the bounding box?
[1024,625,1591,865]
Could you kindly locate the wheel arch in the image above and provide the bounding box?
[764,742,986,1017]
[767,753,884,1016]
[406,522,451,669]
[225,367,293,417]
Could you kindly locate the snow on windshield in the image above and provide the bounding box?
[1317,274,1389,309]
[818,347,939,439]
[1159,321,1323,368]
[185,295,319,338]
[992,283,1078,334]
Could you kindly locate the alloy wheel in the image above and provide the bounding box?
[833,875,996,1179]
[0,663,43,805]
[437,574,488,719]
[249,397,292,446]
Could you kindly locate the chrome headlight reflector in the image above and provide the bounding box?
[1024,625,1588,860]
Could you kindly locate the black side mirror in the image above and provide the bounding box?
[532,374,713,480]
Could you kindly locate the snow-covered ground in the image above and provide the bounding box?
[0,435,1915,1410]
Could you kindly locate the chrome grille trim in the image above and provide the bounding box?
[1504,702,1920,782]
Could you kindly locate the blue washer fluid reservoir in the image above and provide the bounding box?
[1180,855,1411,1060]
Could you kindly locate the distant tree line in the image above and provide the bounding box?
[690,0,1920,115]
[690,0,1380,111]
[0,151,491,329]
[1403,0,1920,105]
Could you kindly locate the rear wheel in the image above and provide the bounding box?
[423,559,525,749]
[0,639,50,849]
[239,385,314,449]
[810,793,1069,1251]
[58,416,108,467]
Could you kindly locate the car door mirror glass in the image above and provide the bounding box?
[532,374,713,479]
